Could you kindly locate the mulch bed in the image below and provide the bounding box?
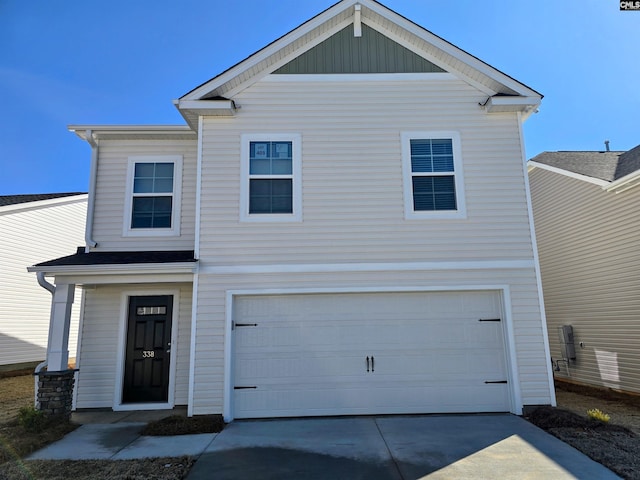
[141,414,225,436]
[527,405,640,480]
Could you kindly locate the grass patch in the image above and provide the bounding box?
[141,414,224,436]
[0,417,77,465]
[0,456,194,480]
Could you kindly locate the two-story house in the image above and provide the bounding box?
[30,0,555,421]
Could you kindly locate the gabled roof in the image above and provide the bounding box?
[529,144,640,193]
[175,0,541,127]
[0,192,86,207]
[529,151,625,182]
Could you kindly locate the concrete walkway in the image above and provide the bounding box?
[29,414,620,480]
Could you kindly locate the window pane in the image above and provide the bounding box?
[131,196,172,228]
[249,141,293,175]
[133,162,174,193]
[431,139,453,156]
[133,178,154,193]
[272,142,292,159]
[250,142,270,159]
[412,176,456,211]
[154,163,174,178]
[250,158,271,175]
[411,139,454,173]
[154,178,174,193]
[272,158,292,175]
[432,155,454,172]
[134,163,155,177]
[249,179,293,214]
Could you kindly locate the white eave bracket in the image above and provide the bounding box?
[481,95,541,118]
[354,4,362,37]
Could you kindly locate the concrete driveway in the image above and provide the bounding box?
[30,413,619,479]
[186,415,619,479]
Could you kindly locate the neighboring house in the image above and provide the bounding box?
[529,145,640,395]
[0,193,87,371]
[29,0,555,420]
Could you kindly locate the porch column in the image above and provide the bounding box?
[46,282,75,371]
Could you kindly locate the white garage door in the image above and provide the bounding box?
[232,291,510,419]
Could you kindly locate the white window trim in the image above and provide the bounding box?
[401,131,466,220]
[240,134,302,222]
[123,155,183,237]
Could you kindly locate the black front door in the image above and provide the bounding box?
[123,295,173,403]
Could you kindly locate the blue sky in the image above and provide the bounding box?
[1,0,638,195]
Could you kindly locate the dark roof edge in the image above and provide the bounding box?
[34,249,197,268]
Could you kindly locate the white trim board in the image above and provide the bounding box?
[263,73,456,82]
[223,284,521,422]
[200,260,535,275]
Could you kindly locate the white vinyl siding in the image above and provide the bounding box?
[189,267,551,416]
[92,140,196,251]
[198,77,533,265]
[0,197,86,367]
[74,283,192,409]
[530,167,640,395]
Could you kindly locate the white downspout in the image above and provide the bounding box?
[34,272,55,407]
[84,129,98,250]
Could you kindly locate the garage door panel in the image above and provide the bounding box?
[233,291,510,418]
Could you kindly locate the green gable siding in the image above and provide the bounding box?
[274,24,446,74]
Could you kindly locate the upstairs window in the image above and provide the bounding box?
[240,134,302,222]
[124,156,182,236]
[401,132,466,219]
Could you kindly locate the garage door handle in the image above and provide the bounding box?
[366,356,370,372]
[371,356,374,372]
[485,380,508,384]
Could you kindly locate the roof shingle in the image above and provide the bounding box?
[0,192,86,207]
[530,145,640,182]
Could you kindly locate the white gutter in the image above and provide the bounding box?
[36,271,55,294]
[84,130,98,249]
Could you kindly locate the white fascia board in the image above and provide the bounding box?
[527,161,610,187]
[604,169,640,193]
[175,99,236,116]
[361,0,541,99]
[68,125,194,141]
[181,0,359,101]
[27,262,197,276]
[485,96,541,113]
[0,194,88,215]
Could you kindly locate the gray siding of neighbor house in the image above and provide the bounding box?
[274,24,446,74]
[530,167,640,394]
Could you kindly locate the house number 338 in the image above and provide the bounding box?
[142,350,155,358]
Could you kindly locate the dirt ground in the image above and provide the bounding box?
[0,374,34,424]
